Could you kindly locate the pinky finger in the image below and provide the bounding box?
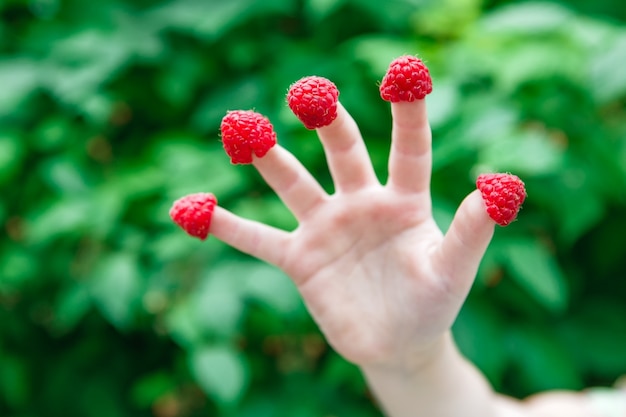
[209,206,291,268]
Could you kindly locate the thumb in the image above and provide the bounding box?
[434,189,495,293]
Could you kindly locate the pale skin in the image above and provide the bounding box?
[208,100,601,416]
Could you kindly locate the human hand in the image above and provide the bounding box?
[171,57,525,369]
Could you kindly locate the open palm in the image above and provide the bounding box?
[210,101,496,366]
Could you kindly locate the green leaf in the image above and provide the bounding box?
[147,230,212,262]
[345,35,417,80]
[555,185,604,245]
[454,298,508,386]
[87,186,126,239]
[149,0,271,41]
[40,156,91,193]
[350,0,429,30]
[89,253,142,330]
[26,197,93,244]
[47,28,129,70]
[42,26,143,122]
[529,175,605,245]
[321,353,367,393]
[479,2,574,36]
[191,77,268,132]
[427,81,459,128]
[190,344,249,406]
[0,131,24,185]
[305,0,346,21]
[53,284,91,333]
[495,40,585,90]
[166,260,252,344]
[31,117,74,151]
[191,275,245,337]
[0,247,38,291]
[412,0,482,38]
[29,0,60,19]
[498,238,569,313]
[507,324,583,391]
[231,195,297,230]
[103,164,165,201]
[166,300,204,348]
[0,355,29,408]
[0,59,39,116]
[156,51,206,108]
[590,32,626,103]
[131,372,176,408]
[433,102,517,170]
[477,129,564,176]
[152,134,249,200]
[558,300,626,376]
[242,263,301,314]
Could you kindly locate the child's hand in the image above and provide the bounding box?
[208,99,497,368]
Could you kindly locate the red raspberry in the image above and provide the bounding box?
[379,55,433,102]
[287,76,339,129]
[169,192,217,240]
[476,173,527,226]
[220,110,277,164]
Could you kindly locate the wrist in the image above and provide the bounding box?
[359,332,499,417]
[360,331,454,377]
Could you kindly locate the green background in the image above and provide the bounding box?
[1,0,626,416]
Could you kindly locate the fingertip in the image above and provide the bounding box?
[463,189,497,229]
[448,190,495,248]
[251,143,282,167]
[315,102,357,146]
[208,205,233,233]
[390,100,429,131]
[436,190,495,288]
[317,101,354,134]
[314,101,378,192]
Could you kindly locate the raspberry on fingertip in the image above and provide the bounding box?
[169,193,218,240]
[476,173,527,226]
[380,55,433,103]
[287,76,339,129]
[220,110,277,164]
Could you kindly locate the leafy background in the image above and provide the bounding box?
[1,0,626,416]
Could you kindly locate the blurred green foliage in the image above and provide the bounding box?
[1,0,626,416]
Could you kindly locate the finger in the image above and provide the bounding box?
[387,100,432,194]
[210,206,291,267]
[316,102,379,193]
[434,190,495,293]
[253,145,328,221]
